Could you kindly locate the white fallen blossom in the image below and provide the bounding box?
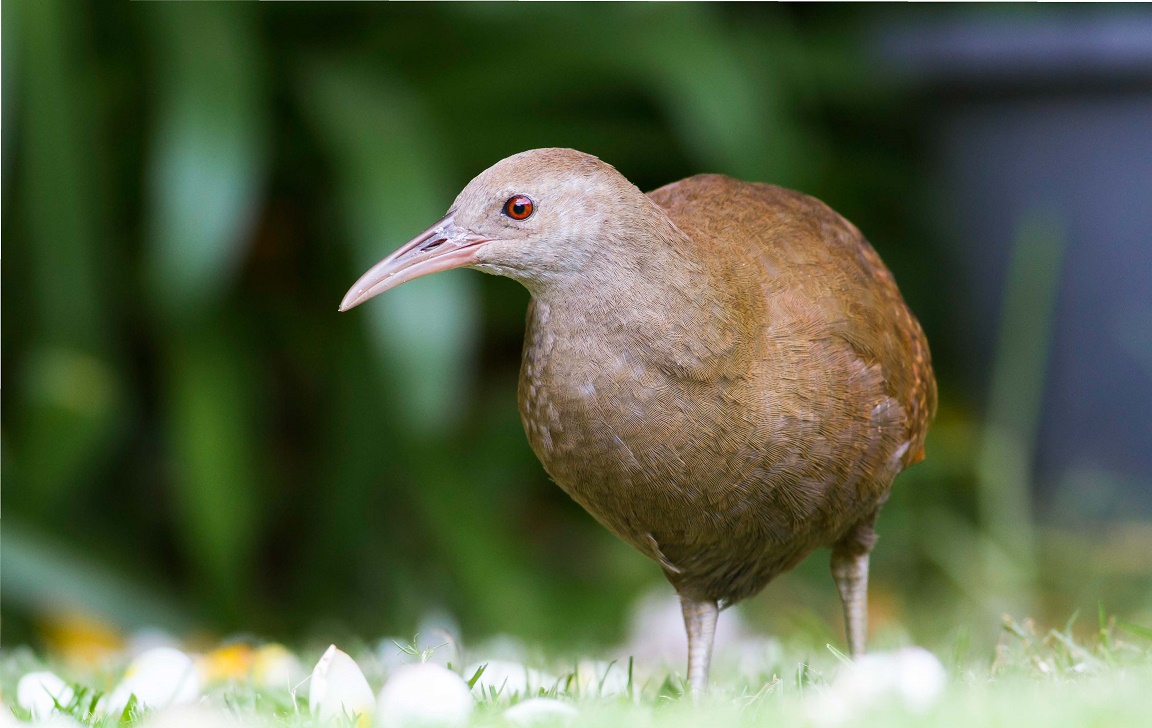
[376,663,474,728]
[104,647,201,714]
[807,646,947,726]
[849,647,947,711]
[503,697,578,726]
[465,660,557,698]
[309,645,375,727]
[16,672,75,720]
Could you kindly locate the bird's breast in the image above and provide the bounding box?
[517,298,773,553]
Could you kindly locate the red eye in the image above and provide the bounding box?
[503,195,534,220]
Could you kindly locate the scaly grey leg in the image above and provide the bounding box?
[831,548,871,657]
[680,595,719,697]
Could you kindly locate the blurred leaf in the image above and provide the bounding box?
[2,0,19,173]
[138,3,270,624]
[17,0,108,345]
[405,451,545,634]
[164,321,262,619]
[13,0,123,509]
[1,520,193,632]
[624,7,820,187]
[298,61,479,435]
[918,507,1033,620]
[418,8,821,188]
[301,333,403,619]
[11,348,121,512]
[144,3,268,315]
[976,210,1065,608]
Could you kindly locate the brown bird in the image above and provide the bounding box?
[340,148,936,694]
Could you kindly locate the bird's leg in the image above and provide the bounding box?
[831,516,878,658]
[831,550,869,657]
[680,595,719,697]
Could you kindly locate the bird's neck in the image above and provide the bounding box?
[528,219,755,376]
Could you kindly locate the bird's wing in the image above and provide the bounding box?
[647,175,936,471]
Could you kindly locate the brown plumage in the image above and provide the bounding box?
[340,148,936,694]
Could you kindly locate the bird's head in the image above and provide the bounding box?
[339,148,650,311]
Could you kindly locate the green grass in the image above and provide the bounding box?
[3,613,1151,727]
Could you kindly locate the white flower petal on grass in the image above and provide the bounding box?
[104,647,201,715]
[16,672,75,720]
[376,663,474,728]
[309,645,374,727]
[845,647,946,711]
[503,698,578,726]
[808,646,947,725]
[887,646,947,711]
[465,660,557,698]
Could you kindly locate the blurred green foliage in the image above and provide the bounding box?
[3,1,1147,652]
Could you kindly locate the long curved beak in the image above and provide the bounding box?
[339,215,491,312]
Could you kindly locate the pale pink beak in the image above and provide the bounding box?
[338,215,492,312]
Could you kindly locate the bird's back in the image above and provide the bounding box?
[623,174,938,602]
[647,174,935,472]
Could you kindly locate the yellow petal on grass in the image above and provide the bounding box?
[104,647,201,714]
[308,645,374,727]
[197,644,254,684]
[39,612,123,667]
[16,671,75,720]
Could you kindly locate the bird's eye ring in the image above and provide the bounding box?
[503,195,534,221]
